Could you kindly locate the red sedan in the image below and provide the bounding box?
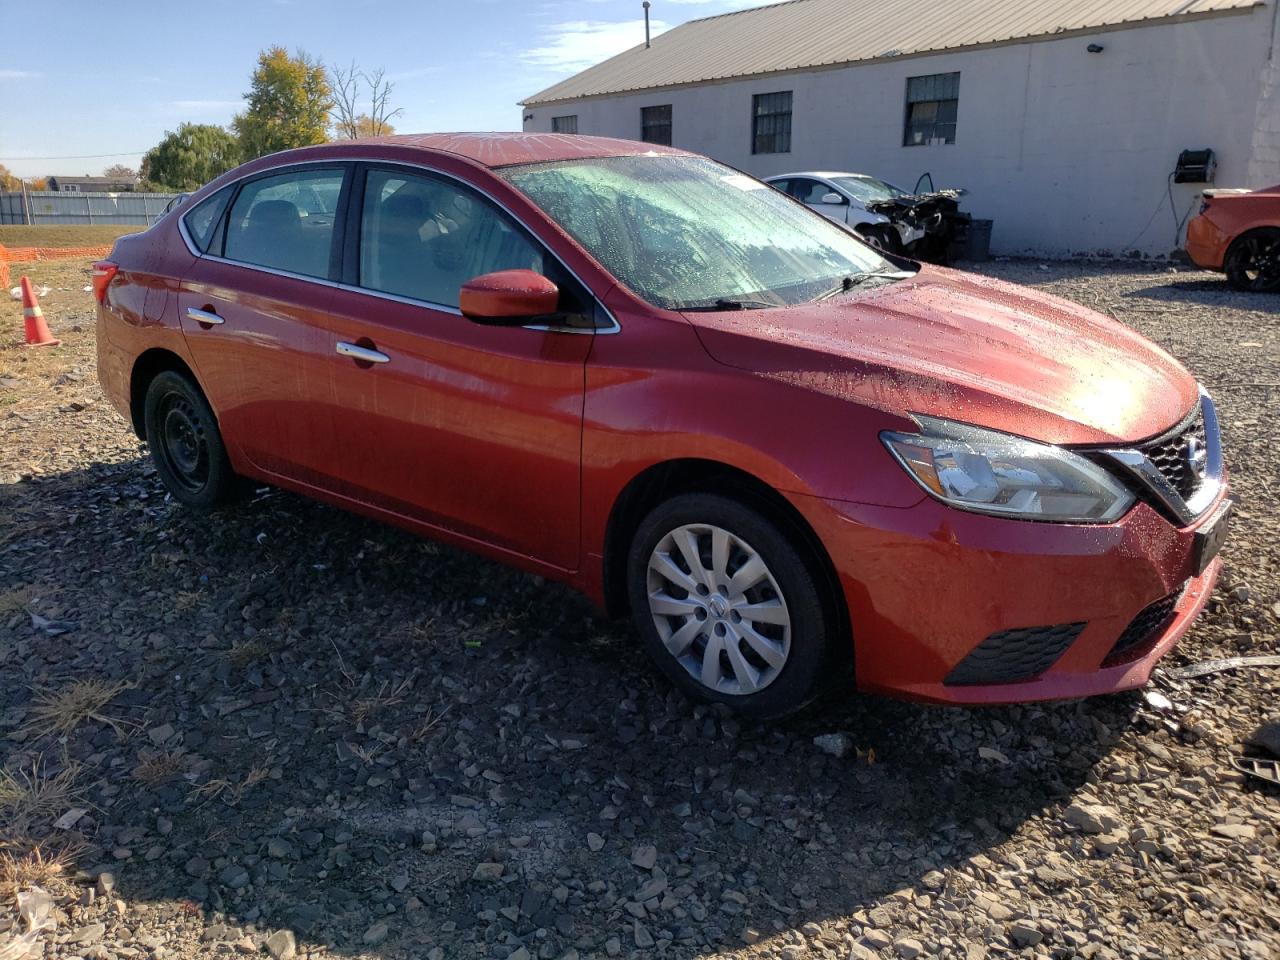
[95,134,1230,716]
[1185,185,1280,291]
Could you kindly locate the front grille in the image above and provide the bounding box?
[945,622,1085,686]
[1103,588,1183,666]
[1137,406,1206,501]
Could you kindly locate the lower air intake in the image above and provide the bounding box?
[1103,588,1183,666]
[944,622,1085,686]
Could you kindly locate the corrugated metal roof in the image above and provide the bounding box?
[522,0,1262,105]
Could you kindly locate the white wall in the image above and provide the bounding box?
[523,10,1279,256]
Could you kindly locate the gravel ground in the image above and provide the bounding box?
[1,258,1277,960]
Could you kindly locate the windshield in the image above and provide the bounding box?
[498,155,896,310]
[830,176,907,203]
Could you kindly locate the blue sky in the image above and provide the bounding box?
[0,0,773,179]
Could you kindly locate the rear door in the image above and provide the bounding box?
[322,164,597,570]
[177,164,350,486]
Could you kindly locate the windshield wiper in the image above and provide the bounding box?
[682,297,777,312]
[816,271,914,302]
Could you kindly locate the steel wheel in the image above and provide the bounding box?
[157,395,211,494]
[645,523,791,696]
[1225,228,1280,292]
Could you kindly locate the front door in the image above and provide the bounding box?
[177,165,349,486]
[322,165,594,571]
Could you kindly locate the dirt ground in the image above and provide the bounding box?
[0,257,1277,960]
[0,226,143,249]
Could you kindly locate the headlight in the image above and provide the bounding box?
[881,417,1134,523]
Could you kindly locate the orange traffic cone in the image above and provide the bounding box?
[21,276,59,347]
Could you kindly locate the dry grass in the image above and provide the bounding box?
[0,585,36,617]
[0,840,81,898]
[22,678,132,739]
[0,756,83,828]
[0,224,143,248]
[132,749,186,785]
[188,763,271,808]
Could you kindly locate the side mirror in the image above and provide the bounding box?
[821,191,846,205]
[459,269,559,325]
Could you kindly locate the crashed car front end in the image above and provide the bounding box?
[866,188,971,263]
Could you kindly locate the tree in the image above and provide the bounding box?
[234,46,332,159]
[0,164,20,191]
[139,123,240,191]
[330,61,403,139]
[103,164,137,181]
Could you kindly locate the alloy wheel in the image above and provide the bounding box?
[1228,230,1280,292]
[645,523,791,695]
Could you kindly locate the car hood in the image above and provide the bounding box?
[684,266,1198,446]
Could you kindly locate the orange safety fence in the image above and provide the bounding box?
[0,243,113,289]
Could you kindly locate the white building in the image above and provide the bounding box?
[521,0,1280,257]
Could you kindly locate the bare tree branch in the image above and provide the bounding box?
[330,60,362,140]
[364,67,404,137]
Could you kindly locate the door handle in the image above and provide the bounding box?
[186,306,224,326]
[336,341,390,364]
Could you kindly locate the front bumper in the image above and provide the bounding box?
[793,489,1227,705]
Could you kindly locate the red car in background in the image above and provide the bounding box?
[1185,185,1280,291]
[95,134,1230,717]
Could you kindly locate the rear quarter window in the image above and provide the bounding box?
[182,186,233,253]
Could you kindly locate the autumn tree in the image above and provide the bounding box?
[140,123,240,191]
[330,61,403,139]
[103,164,138,181]
[234,47,332,159]
[0,164,20,191]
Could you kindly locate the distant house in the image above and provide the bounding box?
[521,0,1280,256]
[47,175,136,193]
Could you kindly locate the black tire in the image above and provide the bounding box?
[626,493,842,718]
[859,224,901,255]
[1224,228,1280,292]
[143,370,238,508]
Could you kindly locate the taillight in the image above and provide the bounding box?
[91,260,118,304]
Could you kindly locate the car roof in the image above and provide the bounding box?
[766,171,872,181]
[275,132,691,169]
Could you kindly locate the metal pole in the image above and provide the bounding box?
[21,178,31,225]
[86,193,93,225]
[643,1,651,47]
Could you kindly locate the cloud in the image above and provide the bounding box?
[0,69,40,79]
[170,99,241,111]
[521,18,670,73]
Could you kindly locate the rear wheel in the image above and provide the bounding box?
[143,370,238,508]
[1224,228,1280,292]
[627,493,839,718]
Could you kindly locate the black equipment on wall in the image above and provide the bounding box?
[1174,149,1217,184]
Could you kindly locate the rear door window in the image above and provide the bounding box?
[358,168,544,308]
[224,168,345,278]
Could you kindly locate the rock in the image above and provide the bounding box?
[634,921,654,948]
[264,930,296,960]
[587,832,605,852]
[1009,922,1043,947]
[185,856,210,878]
[1210,823,1256,840]
[472,862,504,881]
[813,733,853,758]
[921,869,945,890]
[863,929,892,950]
[70,923,106,944]
[894,937,924,958]
[96,872,116,897]
[363,921,389,946]
[218,864,250,889]
[604,936,621,956]
[267,838,293,858]
[630,844,657,870]
[1064,802,1122,835]
[148,722,176,744]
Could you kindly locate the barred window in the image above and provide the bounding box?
[551,115,578,134]
[751,91,792,155]
[904,73,959,146]
[641,104,672,146]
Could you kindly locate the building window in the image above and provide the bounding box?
[751,91,792,154]
[641,104,672,146]
[904,72,959,146]
[552,115,578,134]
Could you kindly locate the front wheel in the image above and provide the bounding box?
[627,493,841,718]
[1224,228,1280,292]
